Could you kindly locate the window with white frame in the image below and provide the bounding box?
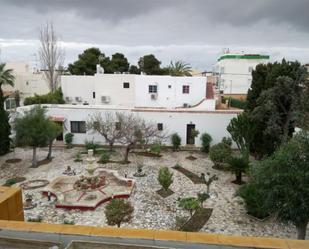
[148,85,158,93]
[248,66,253,73]
[182,85,190,94]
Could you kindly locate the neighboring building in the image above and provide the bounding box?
[214,53,270,96]
[3,62,50,109]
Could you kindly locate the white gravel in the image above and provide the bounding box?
[0,146,306,240]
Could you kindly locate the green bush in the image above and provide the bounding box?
[171,133,181,151]
[237,183,269,219]
[177,197,200,217]
[74,151,82,162]
[99,150,110,164]
[64,133,74,148]
[84,140,100,154]
[222,97,247,109]
[221,137,232,147]
[105,199,134,227]
[4,178,17,186]
[209,142,232,167]
[23,88,65,105]
[150,143,162,155]
[200,133,212,153]
[158,167,173,191]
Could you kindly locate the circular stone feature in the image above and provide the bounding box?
[73,175,106,192]
[20,179,50,190]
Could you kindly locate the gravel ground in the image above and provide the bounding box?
[0,146,306,240]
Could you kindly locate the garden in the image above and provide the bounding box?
[0,142,300,239]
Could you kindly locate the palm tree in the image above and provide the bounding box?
[169,60,192,76]
[0,63,15,155]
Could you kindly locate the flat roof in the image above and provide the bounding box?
[19,104,242,114]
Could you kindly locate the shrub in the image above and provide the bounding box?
[228,156,249,184]
[150,143,162,155]
[171,133,181,151]
[197,192,210,207]
[23,88,65,105]
[237,183,269,219]
[177,197,200,217]
[84,140,100,154]
[65,133,74,148]
[74,152,82,162]
[105,199,134,227]
[222,137,232,147]
[158,167,173,191]
[200,133,212,153]
[209,142,232,167]
[4,178,17,186]
[99,150,110,164]
[229,98,247,109]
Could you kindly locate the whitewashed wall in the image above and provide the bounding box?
[134,75,207,108]
[41,105,240,147]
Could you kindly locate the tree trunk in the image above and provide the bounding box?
[206,184,210,194]
[109,141,114,152]
[296,221,308,240]
[46,140,52,160]
[124,146,130,163]
[32,147,38,167]
[236,171,242,184]
[117,223,121,228]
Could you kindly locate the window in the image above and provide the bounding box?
[182,85,190,94]
[93,92,96,99]
[220,67,225,73]
[248,67,253,73]
[157,123,163,131]
[123,82,130,88]
[149,85,158,93]
[115,122,121,130]
[4,98,16,110]
[70,121,86,133]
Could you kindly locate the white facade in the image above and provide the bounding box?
[17,104,240,147]
[214,54,270,95]
[3,62,50,102]
[61,73,215,110]
[134,75,207,108]
[61,74,136,107]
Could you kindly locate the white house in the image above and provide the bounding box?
[61,72,216,110]
[214,53,270,96]
[17,104,241,147]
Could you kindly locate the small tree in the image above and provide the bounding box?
[171,133,181,151]
[227,113,251,159]
[200,133,212,153]
[104,199,134,228]
[197,192,210,207]
[87,112,123,152]
[221,137,232,147]
[46,121,62,160]
[178,197,200,217]
[150,143,162,155]
[64,133,74,148]
[158,167,173,192]
[14,106,50,167]
[228,156,249,184]
[117,113,166,163]
[202,172,218,194]
[209,142,232,168]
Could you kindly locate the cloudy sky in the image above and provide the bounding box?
[0,0,309,71]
